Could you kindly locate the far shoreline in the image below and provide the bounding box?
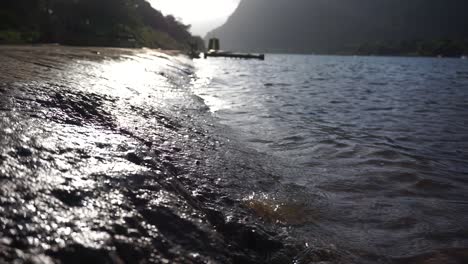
[2,43,467,59]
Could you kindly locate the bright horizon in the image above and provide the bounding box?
[149,0,240,36]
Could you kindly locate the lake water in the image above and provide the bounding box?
[191,55,468,261]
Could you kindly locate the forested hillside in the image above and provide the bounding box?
[208,0,468,56]
[0,0,204,50]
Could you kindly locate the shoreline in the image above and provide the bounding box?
[0,45,330,264]
[1,45,467,264]
[3,44,467,60]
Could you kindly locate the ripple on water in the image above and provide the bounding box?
[412,179,455,191]
[193,54,468,261]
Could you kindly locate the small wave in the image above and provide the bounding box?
[329,100,345,104]
[356,158,425,170]
[364,107,395,111]
[368,149,402,160]
[193,94,230,113]
[281,103,298,107]
[334,150,358,159]
[310,77,327,81]
[247,138,274,144]
[368,82,388,86]
[264,82,292,87]
[282,135,306,142]
[412,179,455,191]
[316,139,350,149]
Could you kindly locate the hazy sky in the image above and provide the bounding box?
[149,0,240,36]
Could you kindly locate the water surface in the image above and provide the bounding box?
[192,54,468,260]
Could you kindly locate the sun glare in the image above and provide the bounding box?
[149,0,240,35]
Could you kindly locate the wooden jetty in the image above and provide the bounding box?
[204,51,265,60]
[203,38,265,61]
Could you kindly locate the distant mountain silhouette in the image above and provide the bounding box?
[207,0,468,55]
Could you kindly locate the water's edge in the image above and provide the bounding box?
[191,54,468,263]
[1,46,467,264]
[0,45,342,264]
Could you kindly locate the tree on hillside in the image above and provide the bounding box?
[0,0,203,50]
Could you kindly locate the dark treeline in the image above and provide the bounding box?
[0,0,204,50]
[356,39,468,57]
[208,0,468,57]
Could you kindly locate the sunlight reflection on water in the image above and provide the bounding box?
[0,47,208,255]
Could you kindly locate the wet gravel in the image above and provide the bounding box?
[0,45,347,264]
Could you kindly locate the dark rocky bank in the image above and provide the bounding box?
[0,45,346,264]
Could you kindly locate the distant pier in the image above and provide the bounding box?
[203,38,265,60]
[204,51,265,60]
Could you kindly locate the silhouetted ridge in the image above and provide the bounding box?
[208,0,468,56]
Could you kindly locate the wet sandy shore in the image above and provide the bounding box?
[0,45,326,264]
[2,45,465,264]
